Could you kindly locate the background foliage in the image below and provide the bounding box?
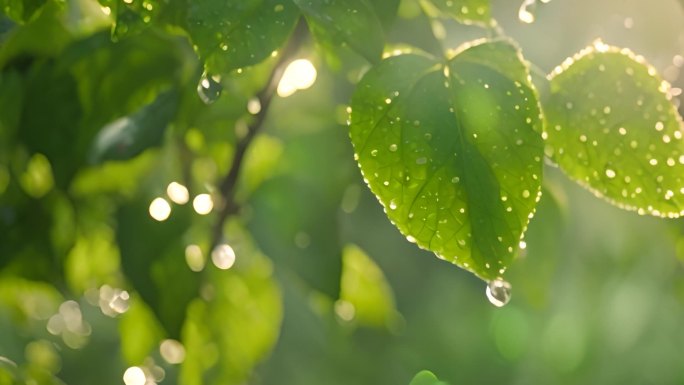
[1,0,684,384]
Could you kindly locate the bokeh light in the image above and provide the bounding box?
[148,198,171,221]
[166,182,189,205]
[211,244,236,270]
[192,194,213,215]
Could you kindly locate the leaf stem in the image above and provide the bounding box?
[210,18,308,249]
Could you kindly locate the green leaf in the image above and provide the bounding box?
[18,63,82,188]
[543,41,684,217]
[180,227,282,385]
[294,0,384,63]
[423,0,491,25]
[409,370,449,385]
[0,0,47,24]
[89,89,178,163]
[248,176,342,298]
[350,39,544,280]
[119,294,165,364]
[0,2,71,67]
[340,244,399,328]
[186,0,299,73]
[370,0,400,29]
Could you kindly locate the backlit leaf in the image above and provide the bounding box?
[340,244,399,328]
[293,0,384,63]
[350,39,543,280]
[424,0,491,25]
[186,0,299,73]
[409,370,449,385]
[544,41,684,217]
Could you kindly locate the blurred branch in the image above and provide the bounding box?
[210,18,308,249]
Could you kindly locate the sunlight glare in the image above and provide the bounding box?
[277,59,317,97]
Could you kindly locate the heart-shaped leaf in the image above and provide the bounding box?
[350,39,544,280]
[544,41,684,217]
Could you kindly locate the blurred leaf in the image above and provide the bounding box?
[248,176,342,298]
[370,0,400,29]
[0,0,47,23]
[180,230,282,385]
[340,244,399,328]
[409,370,449,385]
[116,197,199,338]
[247,124,353,298]
[0,69,23,142]
[186,0,299,73]
[118,294,165,364]
[64,226,120,294]
[422,0,490,25]
[0,187,72,283]
[89,89,179,163]
[18,62,82,188]
[350,39,543,280]
[294,0,384,63]
[0,2,71,67]
[544,41,684,218]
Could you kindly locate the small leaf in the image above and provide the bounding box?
[350,39,544,280]
[186,0,299,73]
[89,89,178,163]
[294,0,384,63]
[409,370,449,385]
[544,41,684,217]
[424,0,491,25]
[340,244,399,328]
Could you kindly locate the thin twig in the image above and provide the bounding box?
[210,18,308,249]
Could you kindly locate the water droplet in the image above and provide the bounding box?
[416,157,427,165]
[389,144,398,152]
[370,149,378,157]
[197,72,222,104]
[605,168,616,178]
[518,0,536,23]
[486,278,511,307]
[389,200,397,210]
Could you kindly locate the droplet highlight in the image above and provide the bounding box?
[486,278,512,307]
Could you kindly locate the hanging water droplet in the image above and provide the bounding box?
[486,278,511,307]
[197,72,222,104]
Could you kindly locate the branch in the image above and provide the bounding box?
[210,18,308,249]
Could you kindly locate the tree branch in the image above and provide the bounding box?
[210,18,308,249]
